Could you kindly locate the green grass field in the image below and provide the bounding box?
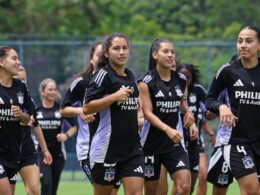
[15,171,240,195]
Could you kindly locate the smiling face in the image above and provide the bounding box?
[237,28,260,60]
[106,37,129,69]
[153,42,175,70]
[41,81,57,102]
[0,49,20,76]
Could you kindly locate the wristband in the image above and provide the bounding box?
[65,132,70,139]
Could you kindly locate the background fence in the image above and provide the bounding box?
[0,37,236,180]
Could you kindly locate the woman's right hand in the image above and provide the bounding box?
[165,127,183,144]
[219,104,238,128]
[79,110,96,123]
[112,87,133,102]
[43,150,53,165]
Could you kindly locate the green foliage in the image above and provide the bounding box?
[0,0,259,39]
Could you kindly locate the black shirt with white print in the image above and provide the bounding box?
[206,58,260,143]
[84,64,141,164]
[0,78,34,168]
[36,102,75,157]
[139,69,186,155]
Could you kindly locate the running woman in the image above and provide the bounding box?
[36,78,77,195]
[83,32,144,195]
[0,46,34,195]
[206,25,260,195]
[139,38,194,195]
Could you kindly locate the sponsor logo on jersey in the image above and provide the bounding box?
[0,97,4,104]
[218,174,228,185]
[144,165,154,178]
[38,119,61,129]
[156,101,180,113]
[242,156,254,169]
[233,79,244,87]
[104,168,115,182]
[0,109,19,121]
[17,92,24,104]
[155,90,164,98]
[235,91,260,105]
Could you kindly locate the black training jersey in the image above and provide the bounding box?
[36,102,74,156]
[139,69,186,155]
[21,99,39,156]
[206,58,260,143]
[0,79,34,167]
[183,83,206,148]
[61,73,99,161]
[84,65,141,163]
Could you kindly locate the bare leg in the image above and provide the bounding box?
[19,165,40,195]
[145,180,159,195]
[157,165,168,195]
[195,153,208,195]
[172,169,191,195]
[122,176,144,195]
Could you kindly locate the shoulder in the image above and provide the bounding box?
[92,68,109,86]
[140,70,154,84]
[215,62,231,79]
[173,71,186,84]
[69,77,83,91]
[194,83,206,94]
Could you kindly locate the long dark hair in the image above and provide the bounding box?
[176,63,201,85]
[0,46,14,58]
[97,32,130,70]
[148,38,172,70]
[74,41,103,78]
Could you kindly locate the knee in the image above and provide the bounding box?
[176,182,190,194]
[25,185,39,195]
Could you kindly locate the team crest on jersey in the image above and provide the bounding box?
[37,111,43,119]
[218,174,228,185]
[104,168,115,182]
[242,156,254,169]
[189,93,196,103]
[175,85,183,97]
[17,92,24,104]
[144,165,154,178]
[54,111,61,118]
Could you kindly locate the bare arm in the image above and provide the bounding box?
[56,126,78,142]
[32,125,52,165]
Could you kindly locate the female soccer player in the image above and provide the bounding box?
[37,78,77,195]
[83,32,144,195]
[206,25,260,195]
[139,38,194,195]
[0,46,34,195]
